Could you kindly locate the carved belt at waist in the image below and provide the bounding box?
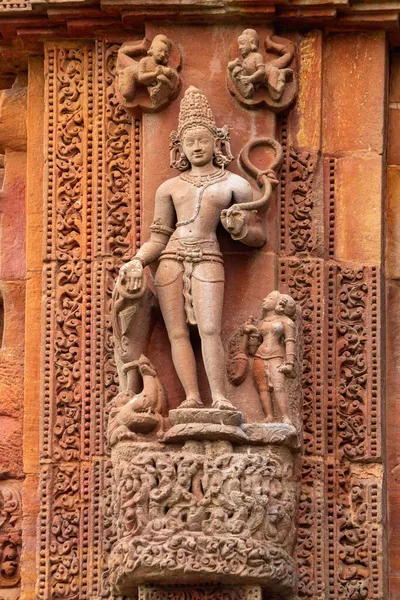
[255,353,285,360]
[159,239,223,326]
[160,238,223,264]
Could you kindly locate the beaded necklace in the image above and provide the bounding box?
[176,169,228,227]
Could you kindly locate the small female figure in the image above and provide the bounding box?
[248,291,297,424]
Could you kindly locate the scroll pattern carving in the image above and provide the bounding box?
[40,43,95,600]
[38,34,382,600]
[336,268,368,462]
[100,41,136,597]
[0,484,22,588]
[48,465,80,600]
[54,48,84,263]
[326,265,382,600]
[279,139,382,599]
[138,584,262,600]
[296,458,324,599]
[280,258,322,455]
[103,42,134,411]
[280,148,316,256]
[279,258,324,600]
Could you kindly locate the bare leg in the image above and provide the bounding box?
[118,66,138,102]
[274,390,291,424]
[253,357,273,422]
[157,275,202,407]
[192,278,233,409]
[268,66,293,101]
[270,359,291,424]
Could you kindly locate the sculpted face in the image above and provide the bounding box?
[182,126,215,167]
[262,291,281,313]
[238,34,254,58]
[151,40,170,65]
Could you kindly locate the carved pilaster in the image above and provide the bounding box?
[40,40,137,600]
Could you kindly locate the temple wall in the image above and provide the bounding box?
[0,18,392,600]
[386,48,400,600]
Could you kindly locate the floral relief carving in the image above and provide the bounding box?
[336,268,368,462]
[0,485,22,588]
[286,150,316,255]
[48,465,80,600]
[55,49,84,263]
[138,584,261,600]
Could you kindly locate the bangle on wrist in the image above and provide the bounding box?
[132,256,144,267]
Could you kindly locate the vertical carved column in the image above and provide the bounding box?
[94,40,137,598]
[279,30,385,600]
[278,136,325,599]
[40,42,135,600]
[322,31,384,600]
[39,43,92,600]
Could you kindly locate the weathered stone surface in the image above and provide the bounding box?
[0,23,385,600]
[386,166,400,280]
[0,419,23,478]
[291,30,322,151]
[322,32,385,155]
[109,441,297,596]
[334,154,382,265]
[388,106,400,165]
[0,281,25,481]
[386,280,400,590]
[20,474,40,600]
[390,51,400,103]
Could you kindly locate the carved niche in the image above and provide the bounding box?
[107,84,303,600]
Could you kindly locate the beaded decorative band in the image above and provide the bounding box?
[150,219,175,236]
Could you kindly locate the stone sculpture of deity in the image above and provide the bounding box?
[116,86,282,412]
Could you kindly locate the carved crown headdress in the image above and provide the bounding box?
[178,86,217,137]
[170,86,233,171]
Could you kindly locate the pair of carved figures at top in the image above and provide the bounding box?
[116,29,296,112]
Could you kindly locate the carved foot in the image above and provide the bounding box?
[180,397,204,409]
[211,397,235,411]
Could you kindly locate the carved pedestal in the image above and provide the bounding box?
[108,413,298,598]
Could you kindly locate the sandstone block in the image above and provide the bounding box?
[334,154,382,265]
[291,30,322,151]
[386,167,400,279]
[323,33,385,154]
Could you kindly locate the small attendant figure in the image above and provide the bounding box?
[228,29,265,99]
[227,28,296,110]
[117,34,181,110]
[247,291,297,424]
